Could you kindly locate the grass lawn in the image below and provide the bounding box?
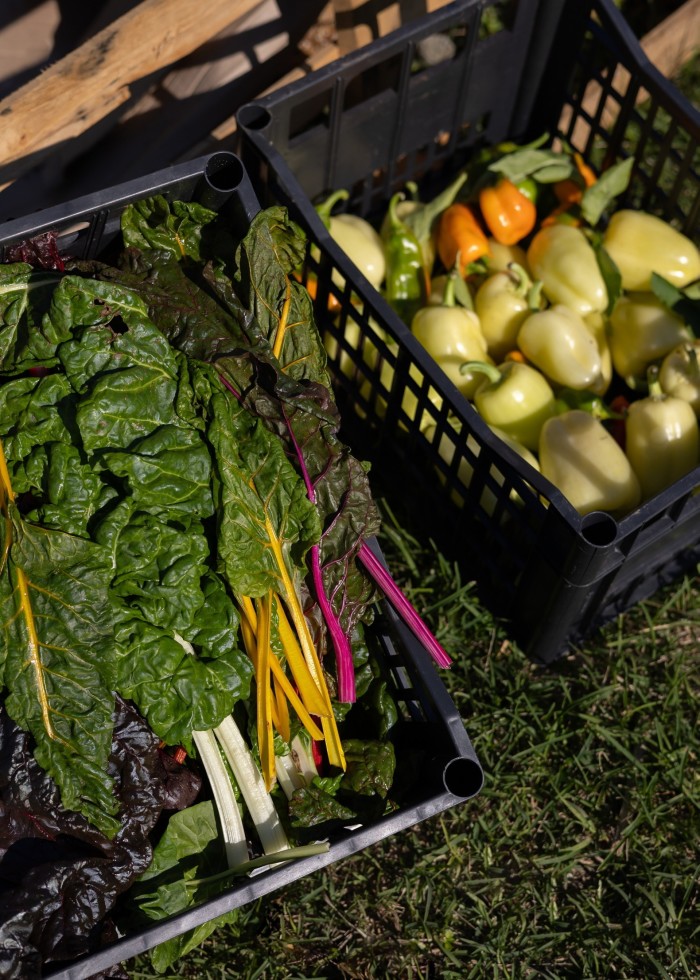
[129,491,699,979]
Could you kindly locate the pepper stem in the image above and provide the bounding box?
[316,189,350,229]
[647,364,664,399]
[507,262,533,297]
[459,360,502,384]
[388,191,407,233]
[442,258,459,308]
[684,343,700,377]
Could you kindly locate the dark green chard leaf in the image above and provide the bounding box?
[0,503,118,835]
[120,195,229,264]
[21,442,116,538]
[0,264,63,373]
[96,246,250,359]
[289,779,358,827]
[107,200,380,640]
[203,378,322,597]
[102,423,214,518]
[0,373,74,461]
[234,207,332,386]
[93,497,252,750]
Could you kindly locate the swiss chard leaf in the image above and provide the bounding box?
[94,246,250,359]
[234,207,332,386]
[288,779,357,827]
[126,800,241,974]
[0,698,187,978]
[21,441,117,538]
[0,264,63,374]
[203,378,322,598]
[94,501,252,751]
[0,503,118,835]
[120,195,235,266]
[0,373,74,462]
[340,738,396,799]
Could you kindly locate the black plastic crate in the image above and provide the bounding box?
[0,153,482,978]
[236,0,700,664]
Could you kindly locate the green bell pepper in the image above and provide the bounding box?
[382,191,428,323]
[460,359,557,451]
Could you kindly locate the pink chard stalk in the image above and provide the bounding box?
[357,542,452,670]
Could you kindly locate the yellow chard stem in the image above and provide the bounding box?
[273,672,291,744]
[255,593,276,791]
[265,521,346,770]
[268,654,324,741]
[0,438,60,743]
[272,277,292,361]
[237,591,324,742]
[274,595,328,719]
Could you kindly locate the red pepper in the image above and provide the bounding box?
[607,394,630,451]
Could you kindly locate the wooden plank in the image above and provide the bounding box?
[0,0,268,181]
[641,0,700,80]
[188,38,342,154]
[332,0,453,56]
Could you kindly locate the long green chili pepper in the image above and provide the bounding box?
[382,191,428,322]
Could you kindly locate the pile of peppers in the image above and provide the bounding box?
[314,136,700,518]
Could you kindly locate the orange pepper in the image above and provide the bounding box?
[478,178,537,246]
[298,272,341,313]
[574,152,597,188]
[541,205,582,228]
[553,178,583,206]
[437,202,491,275]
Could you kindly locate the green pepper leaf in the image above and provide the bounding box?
[489,148,575,185]
[594,244,623,316]
[580,158,634,227]
[651,272,700,336]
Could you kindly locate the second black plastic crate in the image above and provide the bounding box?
[236,0,700,664]
[0,153,482,978]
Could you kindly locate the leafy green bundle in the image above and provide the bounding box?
[0,198,389,839]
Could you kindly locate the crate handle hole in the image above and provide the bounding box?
[205,152,245,193]
[238,104,271,132]
[580,511,618,547]
[443,755,483,800]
